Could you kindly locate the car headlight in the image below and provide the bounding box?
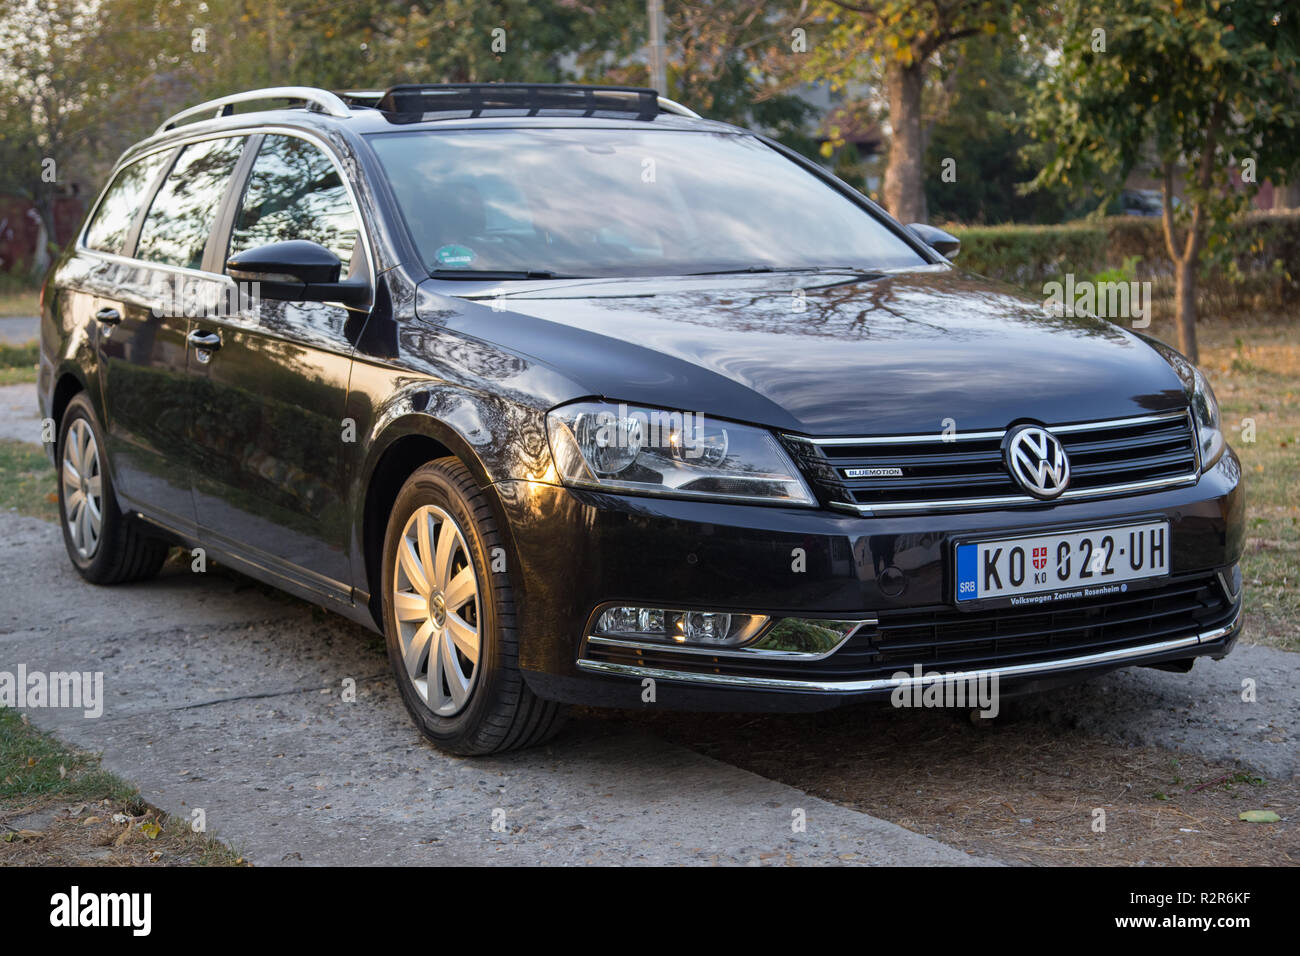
[1187,365,1225,469]
[546,401,815,506]
[1147,339,1225,471]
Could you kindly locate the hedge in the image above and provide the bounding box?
[949,212,1300,314]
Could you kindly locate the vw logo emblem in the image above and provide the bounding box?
[1004,425,1071,498]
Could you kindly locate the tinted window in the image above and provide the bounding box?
[83,151,171,255]
[368,129,926,278]
[136,136,245,270]
[229,134,360,268]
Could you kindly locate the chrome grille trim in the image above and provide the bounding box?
[784,410,1201,516]
[576,606,1242,693]
[786,410,1191,447]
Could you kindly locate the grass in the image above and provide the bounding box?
[0,708,133,804]
[0,439,57,521]
[0,708,246,865]
[0,285,39,318]
[1182,313,1300,652]
[0,341,39,385]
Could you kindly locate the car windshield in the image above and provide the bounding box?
[367,128,927,278]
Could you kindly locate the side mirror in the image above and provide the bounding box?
[226,240,370,307]
[906,223,960,260]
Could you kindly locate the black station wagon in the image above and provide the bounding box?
[39,84,1243,753]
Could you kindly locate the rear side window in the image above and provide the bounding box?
[136,136,246,270]
[83,151,170,255]
[229,134,360,269]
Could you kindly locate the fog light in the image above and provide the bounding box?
[1217,563,1242,602]
[594,606,766,647]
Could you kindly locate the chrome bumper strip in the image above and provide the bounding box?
[576,605,1242,693]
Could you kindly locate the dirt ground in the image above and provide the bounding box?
[615,701,1298,866]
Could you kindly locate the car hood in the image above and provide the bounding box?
[417,267,1188,436]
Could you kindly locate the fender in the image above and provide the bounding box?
[344,384,548,630]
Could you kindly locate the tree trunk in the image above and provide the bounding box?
[28,197,55,285]
[1173,256,1198,363]
[883,59,927,224]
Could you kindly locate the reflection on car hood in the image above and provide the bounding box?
[417,267,1188,436]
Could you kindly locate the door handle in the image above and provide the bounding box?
[94,307,121,325]
[188,330,222,350]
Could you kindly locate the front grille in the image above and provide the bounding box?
[580,573,1235,685]
[783,411,1199,514]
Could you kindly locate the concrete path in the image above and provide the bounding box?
[0,383,42,443]
[0,514,983,866]
[1015,644,1298,782]
[0,316,38,345]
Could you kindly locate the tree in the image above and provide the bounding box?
[924,32,1085,223]
[0,0,126,278]
[810,0,1030,223]
[1026,0,1300,361]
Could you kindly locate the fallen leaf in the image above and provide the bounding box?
[1239,810,1281,823]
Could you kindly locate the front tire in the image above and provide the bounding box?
[57,393,169,584]
[381,458,565,755]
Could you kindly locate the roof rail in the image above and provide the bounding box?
[657,96,700,119]
[373,83,695,121]
[154,86,351,136]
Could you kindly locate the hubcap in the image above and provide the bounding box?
[61,418,103,560]
[392,504,481,716]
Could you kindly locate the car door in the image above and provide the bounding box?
[94,136,248,532]
[188,131,372,599]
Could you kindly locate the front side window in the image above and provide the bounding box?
[83,151,171,255]
[229,134,360,269]
[136,136,246,270]
[367,128,926,278]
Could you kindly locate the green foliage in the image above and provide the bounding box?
[1025,0,1300,227]
[925,35,1085,224]
[951,213,1300,312]
[947,222,1109,285]
[810,0,1025,70]
[1092,255,1142,285]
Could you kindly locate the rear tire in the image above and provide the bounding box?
[57,393,169,584]
[381,457,565,755]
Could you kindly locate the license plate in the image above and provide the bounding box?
[955,521,1169,604]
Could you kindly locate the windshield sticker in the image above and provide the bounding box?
[435,244,476,269]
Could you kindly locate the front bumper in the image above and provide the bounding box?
[495,449,1244,711]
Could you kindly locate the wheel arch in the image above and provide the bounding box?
[355,413,520,631]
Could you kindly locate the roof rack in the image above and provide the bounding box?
[373,83,699,120]
[154,86,351,136]
[153,84,699,138]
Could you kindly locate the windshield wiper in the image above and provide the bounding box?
[685,265,882,277]
[428,269,589,280]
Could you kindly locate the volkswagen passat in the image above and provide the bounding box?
[39,84,1243,753]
